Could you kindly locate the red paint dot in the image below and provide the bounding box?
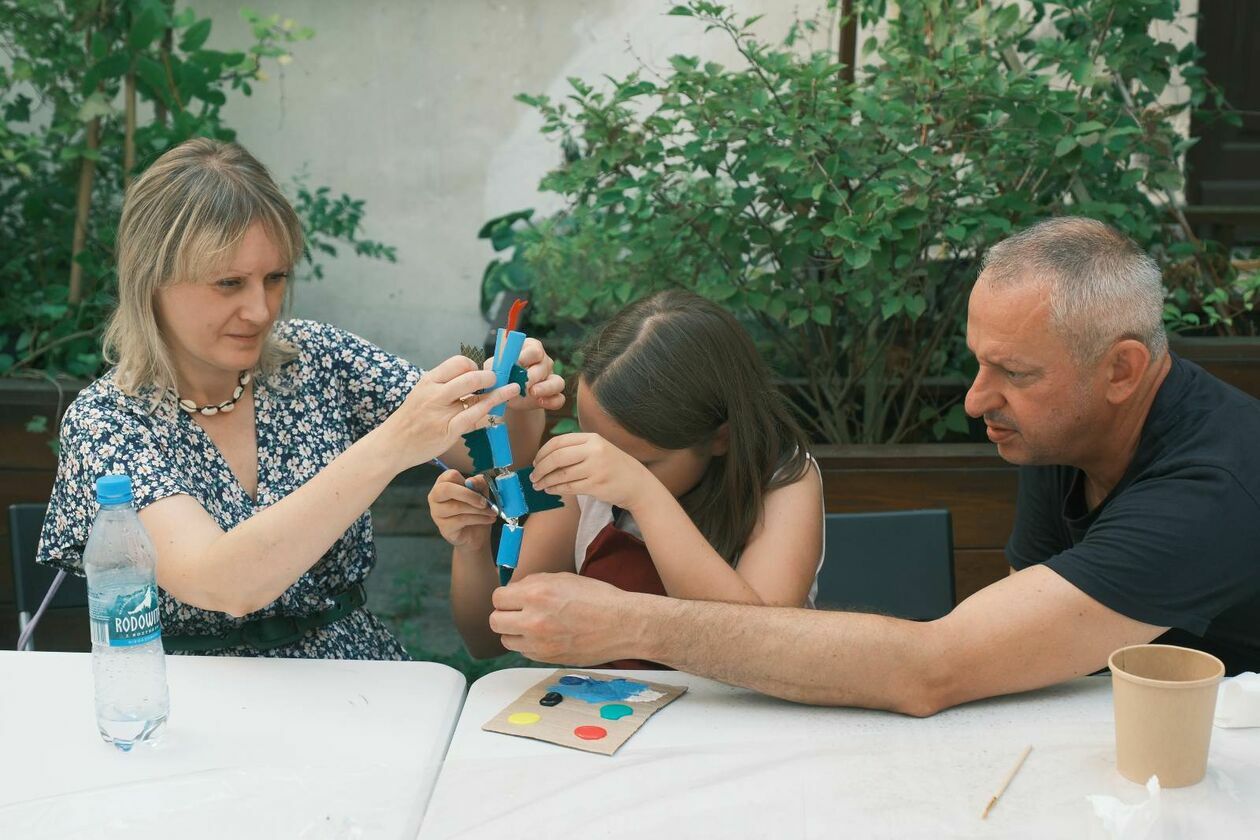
[574,725,607,741]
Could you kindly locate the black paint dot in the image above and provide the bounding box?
[540,691,563,707]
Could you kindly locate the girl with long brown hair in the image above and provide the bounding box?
[431,290,824,664]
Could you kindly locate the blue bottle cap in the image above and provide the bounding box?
[96,474,134,506]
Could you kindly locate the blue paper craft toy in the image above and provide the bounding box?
[459,300,564,585]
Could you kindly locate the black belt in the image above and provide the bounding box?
[162,583,367,653]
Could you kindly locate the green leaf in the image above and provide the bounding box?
[1070,58,1094,86]
[811,304,832,326]
[129,5,165,50]
[83,52,130,93]
[844,248,872,269]
[789,307,809,327]
[1053,136,1078,157]
[135,55,170,105]
[993,4,1020,32]
[668,6,694,15]
[944,403,969,434]
[1151,170,1182,191]
[1074,120,1106,136]
[180,19,213,53]
[905,295,926,320]
[90,31,109,61]
[765,149,795,171]
[477,209,533,241]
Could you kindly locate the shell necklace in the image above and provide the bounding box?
[176,370,252,416]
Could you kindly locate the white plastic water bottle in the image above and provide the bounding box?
[83,474,169,750]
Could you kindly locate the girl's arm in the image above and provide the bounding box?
[448,538,504,658]
[531,433,824,606]
[630,466,823,606]
[515,497,582,579]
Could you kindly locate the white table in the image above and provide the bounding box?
[0,652,466,840]
[419,668,1260,839]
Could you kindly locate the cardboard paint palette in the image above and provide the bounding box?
[483,669,687,756]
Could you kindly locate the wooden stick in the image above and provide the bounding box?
[981,745,1032,819]
[124,66,136,187]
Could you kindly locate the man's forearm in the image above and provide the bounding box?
[634,596,948,715]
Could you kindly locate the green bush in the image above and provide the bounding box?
[0,0,395,381]
[491,0,1235,444]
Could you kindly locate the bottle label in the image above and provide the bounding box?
[89,583,162,646]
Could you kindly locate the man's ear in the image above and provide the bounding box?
[1103,339,1153,405]
[711,423,731,456]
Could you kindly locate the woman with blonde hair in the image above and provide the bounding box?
[36,138,564,659]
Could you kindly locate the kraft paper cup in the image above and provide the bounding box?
[1109,644,1225,787]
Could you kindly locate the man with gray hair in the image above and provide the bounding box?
[485,217,1260,714]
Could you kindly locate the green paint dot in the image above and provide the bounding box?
[600,703,633,721]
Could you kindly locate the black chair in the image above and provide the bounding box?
[816,509,955,621]
[9,503,88,650]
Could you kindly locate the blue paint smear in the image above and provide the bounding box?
[547,676,650,704]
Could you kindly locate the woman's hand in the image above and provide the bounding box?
[491,337,565,413]
[530,433,653,510]
[428,470,498,550]
[380,355,519,471]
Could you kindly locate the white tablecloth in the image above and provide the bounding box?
[0,651,466,840]
[419,668,1260,839]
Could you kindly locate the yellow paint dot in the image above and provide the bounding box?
[508,712,541,726]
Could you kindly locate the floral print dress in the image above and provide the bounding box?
[37,320,421,660]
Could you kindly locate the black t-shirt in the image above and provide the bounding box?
[1007,354,1260,675]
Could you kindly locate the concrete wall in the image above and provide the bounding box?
[192,0,832,365]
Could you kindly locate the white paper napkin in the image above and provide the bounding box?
[1087,775,1162,840]
[1214,672,1260,728]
